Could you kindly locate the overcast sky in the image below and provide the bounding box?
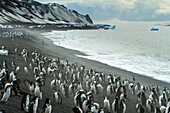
[37,0,170,22]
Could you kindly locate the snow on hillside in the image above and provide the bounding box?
[0,0,93,24]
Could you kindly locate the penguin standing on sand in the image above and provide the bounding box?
[159,93,167,107]
[166,106,170,113]
[15,48,18,55]
[15,66,20,74]
[136,103,145,113]
[21,94,30,112]
[29,96,39,113]
[43,98,52,113]
[146,99,153,112]
[54,91,62,104]
[1,85,12,102]
[137,92,146,106]
[155,107,161,113]
[119,99,126,113]
[29,82,35,95]
[34,82,41,98]
[160,106,166,113]
[107,84,115,96]
[28,102,34,113]
[132,75,135,83]
[103,97,110,112]
[24,66,29,75]
[112,97,118,113]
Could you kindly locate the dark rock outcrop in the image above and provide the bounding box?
[0,0,93,24]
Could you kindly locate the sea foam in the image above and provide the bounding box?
[42,23,170,83]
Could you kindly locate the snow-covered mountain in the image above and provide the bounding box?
[0,0,93,24]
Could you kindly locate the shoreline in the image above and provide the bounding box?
[20,28,170,88]
[38,29,170,87]
[0,28,170,113]
[39,28,170,86]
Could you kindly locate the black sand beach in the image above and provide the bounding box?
[0,28,169,113]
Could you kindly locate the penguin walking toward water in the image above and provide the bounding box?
[21,95,30,112]
[42,98,52,113]
[112,97,118,113]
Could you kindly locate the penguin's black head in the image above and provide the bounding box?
[32,96,38,102]
[115,97,118,102]
[121,99,125,103]
[124,94,127,98]
[168,98,170,102]
[45,98,50,104]
[72,107,81,113]
[155,107,161,112]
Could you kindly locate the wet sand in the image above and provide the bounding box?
[0,28,169,113]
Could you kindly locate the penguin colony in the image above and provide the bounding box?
[0,46,170,113]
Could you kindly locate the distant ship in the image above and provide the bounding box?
[104,26,110,30]
[104,25,116,30]
[150,27,159,31]
[165,24,170,26]
[110,25,116,30]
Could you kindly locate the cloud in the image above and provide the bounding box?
[155,0,170,15]
[38,0,170,21]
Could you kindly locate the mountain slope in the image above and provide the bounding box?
[0,0,93,24]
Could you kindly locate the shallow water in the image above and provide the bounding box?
[42,22,170,83]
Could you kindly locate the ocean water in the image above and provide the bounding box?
[42,22,170,83]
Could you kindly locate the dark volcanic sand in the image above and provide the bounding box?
[0,28,169,113]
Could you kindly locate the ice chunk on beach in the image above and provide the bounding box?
[0,50,8,56]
